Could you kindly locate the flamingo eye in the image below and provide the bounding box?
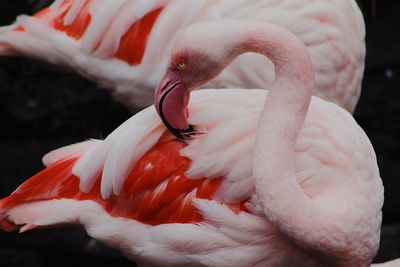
[177,61,186,70]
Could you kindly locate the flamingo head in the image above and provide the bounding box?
[154,22,235,139]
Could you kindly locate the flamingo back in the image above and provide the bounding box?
[0,0,365,111]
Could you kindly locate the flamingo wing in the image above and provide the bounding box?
[8,0,165,66]
[0,89,383,267]
[0,138,249,231]
[0,0,364,111]
[0,89,379,232]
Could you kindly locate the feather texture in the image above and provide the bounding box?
[0,0,365,111]
[0,89,384,266]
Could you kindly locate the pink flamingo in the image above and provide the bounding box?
[0,20,396,266]
[0,0,365,112]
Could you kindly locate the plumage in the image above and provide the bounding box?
[0,89,388,266]
[0,0,365,111]
[1,18,395,266]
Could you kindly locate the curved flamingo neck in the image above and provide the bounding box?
[236,22,316,241]
[211,22,348,264]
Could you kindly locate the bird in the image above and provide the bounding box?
[0,0,365,112]
[1,20,396,266]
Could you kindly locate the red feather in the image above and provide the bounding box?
[0,140,247,228]
[16,0,163,66]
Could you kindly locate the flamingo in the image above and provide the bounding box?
[0,0,365,112]
[1,20,397,266]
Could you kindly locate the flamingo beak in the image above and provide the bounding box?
[154,71,192,139]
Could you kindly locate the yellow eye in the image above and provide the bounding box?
[177,61,186,70]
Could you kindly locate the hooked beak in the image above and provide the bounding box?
[154,71,192,139]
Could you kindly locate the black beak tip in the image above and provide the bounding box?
[171,124,195,141]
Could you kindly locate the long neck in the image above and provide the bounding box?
[221,22,343,262]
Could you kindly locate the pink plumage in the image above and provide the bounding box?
[0,0,365,111]
[0,90,385,266]
[1,19,398,266]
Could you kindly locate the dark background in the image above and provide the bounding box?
[0,0,399,266]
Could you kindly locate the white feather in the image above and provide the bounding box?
[81,0,127,53]
[42,139,100,167]
[50,0,65,10]
[0,0,365,111]
[1,89,384,267]
[64,0,86,26]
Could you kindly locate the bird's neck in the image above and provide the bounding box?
[220,23,314,148]
[219,22,349,262]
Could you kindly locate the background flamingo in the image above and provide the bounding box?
[0,20,395,266]
[0,0,365,112]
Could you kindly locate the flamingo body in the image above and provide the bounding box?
[0,89,383,266]
[0,0,365,111]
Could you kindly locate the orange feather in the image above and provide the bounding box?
[0,140,247,227]
[16,0,163,66]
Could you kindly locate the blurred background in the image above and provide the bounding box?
[0,0,399,266]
